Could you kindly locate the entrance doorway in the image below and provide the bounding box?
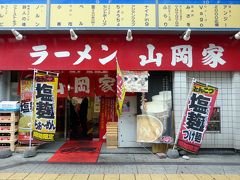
[68,96,99,140]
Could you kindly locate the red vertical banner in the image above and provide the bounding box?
[99,97,106,141]
[99,97,117,141]
[176,80,218,154]
[57,72,69,98]
[69,72,94,97]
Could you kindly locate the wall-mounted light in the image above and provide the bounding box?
[70,28,78,40]
[11,29,23,40]
[182,28,191,41]
[234,31,240,40]
[126,29,133,42]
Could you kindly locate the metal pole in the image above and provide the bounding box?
[29,69,36,148]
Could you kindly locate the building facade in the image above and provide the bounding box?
[0,0,240,151]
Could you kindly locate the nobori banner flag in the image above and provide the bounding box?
[116,59,126,116]
[33,71,59,141]
[176,80,218,154]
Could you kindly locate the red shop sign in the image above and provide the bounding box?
[95,72,116,97]
[0,34,240,71]
[69,72,95,97]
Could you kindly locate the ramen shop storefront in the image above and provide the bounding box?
[0,34,240,150]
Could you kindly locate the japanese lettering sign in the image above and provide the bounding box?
[95,72,116,97]
[0,34,240,71]
[33,72,58,141]
[0,1,239,29]
[176,80,218,154]
[0,0,47,28]
[50,0,156,28]
[69,72,116,97]
[69,72,95,97]
[159,3,240,29]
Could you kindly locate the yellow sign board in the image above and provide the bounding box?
[0,3,239,29]
[0,4,46,28]
[50,4,156,27]
[159,4,240,28]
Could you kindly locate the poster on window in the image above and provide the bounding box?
[123,71,149,92]
[18,80,33,143]
[32,72,59,141]
[176,80,218,154]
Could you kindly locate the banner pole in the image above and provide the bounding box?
[173,78,196,150]
[29,69,37,148]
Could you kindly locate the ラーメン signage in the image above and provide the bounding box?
[0,35,240,71]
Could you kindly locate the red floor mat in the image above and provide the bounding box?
[48,140,102,163]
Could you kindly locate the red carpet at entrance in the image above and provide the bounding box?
[48,140,103,163]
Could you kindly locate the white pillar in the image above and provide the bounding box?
[232,72,240,150]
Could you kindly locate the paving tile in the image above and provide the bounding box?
[24,173,44,180]
[226,174,240,180]
[150,174,167,180]
[210,174,230,180]
[119,174,135,180]
[88,174,104,180]
[165,174,183,180]
[195,174,213,180]
[56,174,74,180]
[72,174,89,180]
[104,174,119,180]
[135,174,151,180]
[180,174,198,180]
[8,173,29,180]
[0,173,14,180]
[40,174,59,180]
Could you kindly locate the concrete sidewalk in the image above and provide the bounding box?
[1,142,240,176]
[0,152,240,174]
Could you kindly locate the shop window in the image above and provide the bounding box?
[207,107,221,132]
[136,71,173,114]
[11,71,19,82]
[10,71,20,101]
